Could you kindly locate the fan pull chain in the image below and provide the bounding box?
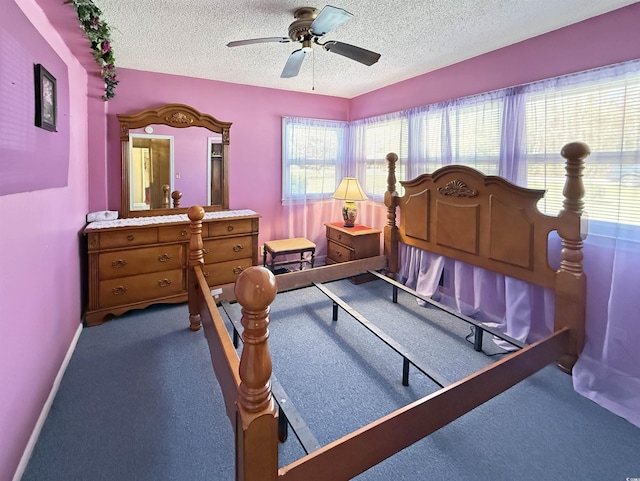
[312,48,315,91]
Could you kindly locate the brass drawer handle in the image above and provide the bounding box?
[335,250,342,257]
[203,248,210,254]
[233,266,245,274]
[158,279,172,287]
[337,234,342,241]
[227,225,234,232]
[203,272,209,278]
[233,244,244,252]
[127,234,135,241]
[112,286,127,295]
[181,229,188,237]
[158,253,173,262]
[111,259,127,268]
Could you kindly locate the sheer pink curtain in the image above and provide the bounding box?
[282,116,348,264]
[394,61,640,427]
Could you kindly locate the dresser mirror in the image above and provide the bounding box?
[118,103,231,218]
[129,134,173,211]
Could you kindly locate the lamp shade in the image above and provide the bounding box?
[332,177,368,227]
[331,177,368,201]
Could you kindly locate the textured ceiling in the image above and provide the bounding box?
[93,0,636,98]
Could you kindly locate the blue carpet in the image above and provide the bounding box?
[22,279,640,481]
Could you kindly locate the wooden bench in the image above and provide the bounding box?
[262,238,316,273]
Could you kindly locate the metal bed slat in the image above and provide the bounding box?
[313,282,452,388]
[368,270,527,349]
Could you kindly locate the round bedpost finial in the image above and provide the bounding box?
[187,204,205,222]
[236,267,278,413]
[561,141,590,162]
[187,205,205,267]
[560,141,589,216]
[187,206,205,265]
[162,184,171,208]
[171,190,182,208]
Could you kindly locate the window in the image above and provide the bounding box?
[524,67,640,226]
[360,117,408,198]
[282,60,640,228]
[282,117,347,201]
[445,99,502,174]
[408,108,445,178]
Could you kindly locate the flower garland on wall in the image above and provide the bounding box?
[65,0,118,100]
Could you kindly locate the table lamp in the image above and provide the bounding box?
[332,177,368,228]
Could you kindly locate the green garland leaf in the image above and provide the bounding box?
[66,0,118,100]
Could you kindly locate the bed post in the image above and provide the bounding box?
[384,152,400,278]
[187,205,205,331]
[235,267,279,481]
[555,142,590,374]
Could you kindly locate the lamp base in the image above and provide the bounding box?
[342,200,357,228]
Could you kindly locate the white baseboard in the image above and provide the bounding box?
[13,322,83,481]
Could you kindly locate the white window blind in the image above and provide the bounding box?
[282,117,347,201]
[408,109,445,178]
[361,117,408,197]
[525,73,640,226]
[446,99,503,175]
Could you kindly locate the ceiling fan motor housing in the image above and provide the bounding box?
[288,7,319,41]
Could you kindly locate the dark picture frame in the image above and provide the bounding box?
[34,64,57,132]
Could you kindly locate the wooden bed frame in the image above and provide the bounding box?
[185,141,590,481]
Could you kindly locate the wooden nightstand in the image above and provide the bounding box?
[325,222,381,284]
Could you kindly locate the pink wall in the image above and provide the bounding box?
[0,1,71,196]
[104,71,350,244]
[350,3,640,119]
[100,4,640,248]
[0,1,89,479]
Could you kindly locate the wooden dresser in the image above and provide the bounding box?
[84,210,259,326]
[325,222,381,284]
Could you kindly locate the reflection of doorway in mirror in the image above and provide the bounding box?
[207,135,223,206]
[131,147,151,210]
[130,135,173,211]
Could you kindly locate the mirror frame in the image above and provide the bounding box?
[118,103,232,218]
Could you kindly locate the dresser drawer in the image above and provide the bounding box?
[158,225,190,242]
[208,219,254,237]
[99,268,183,308]
[98,244,183,280]
[326,227,355,249]
[98,228,158,249]
[202,258,253,286]
[203,235,253,263]
[326,240,354,264]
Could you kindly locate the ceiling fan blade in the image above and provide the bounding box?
[310,5,353,35]
[227,37,290,47]
[323,41,381,66]
[281,49,307,78]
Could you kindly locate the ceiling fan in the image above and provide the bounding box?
[226,5,381,78]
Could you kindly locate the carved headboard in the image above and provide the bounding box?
[384,142,589,370]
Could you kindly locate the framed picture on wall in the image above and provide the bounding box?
[34,64,57,132]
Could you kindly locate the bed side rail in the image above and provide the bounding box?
[193,266,241,425]
[278,328,569,481]
[188,206,279,481]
